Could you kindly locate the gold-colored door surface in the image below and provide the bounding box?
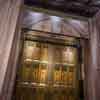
[13,39,83,100]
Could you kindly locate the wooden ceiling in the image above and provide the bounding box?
[24,0,100,17]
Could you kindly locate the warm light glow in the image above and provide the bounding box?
[64,48,73,63]
[33,59,40,62]
[25,46,33,58]
[41,60,48,64]
[39,83,46,87]
[31,82,37,85]
[24,58,32,62]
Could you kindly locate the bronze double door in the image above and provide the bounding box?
[13,40,82,100]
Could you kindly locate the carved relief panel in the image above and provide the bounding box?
[22,8,89,38]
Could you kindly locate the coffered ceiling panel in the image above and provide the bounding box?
[24,0,100,17]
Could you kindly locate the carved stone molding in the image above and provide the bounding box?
[22,8,89,39]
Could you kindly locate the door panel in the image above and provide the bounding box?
[13,36,82,100]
